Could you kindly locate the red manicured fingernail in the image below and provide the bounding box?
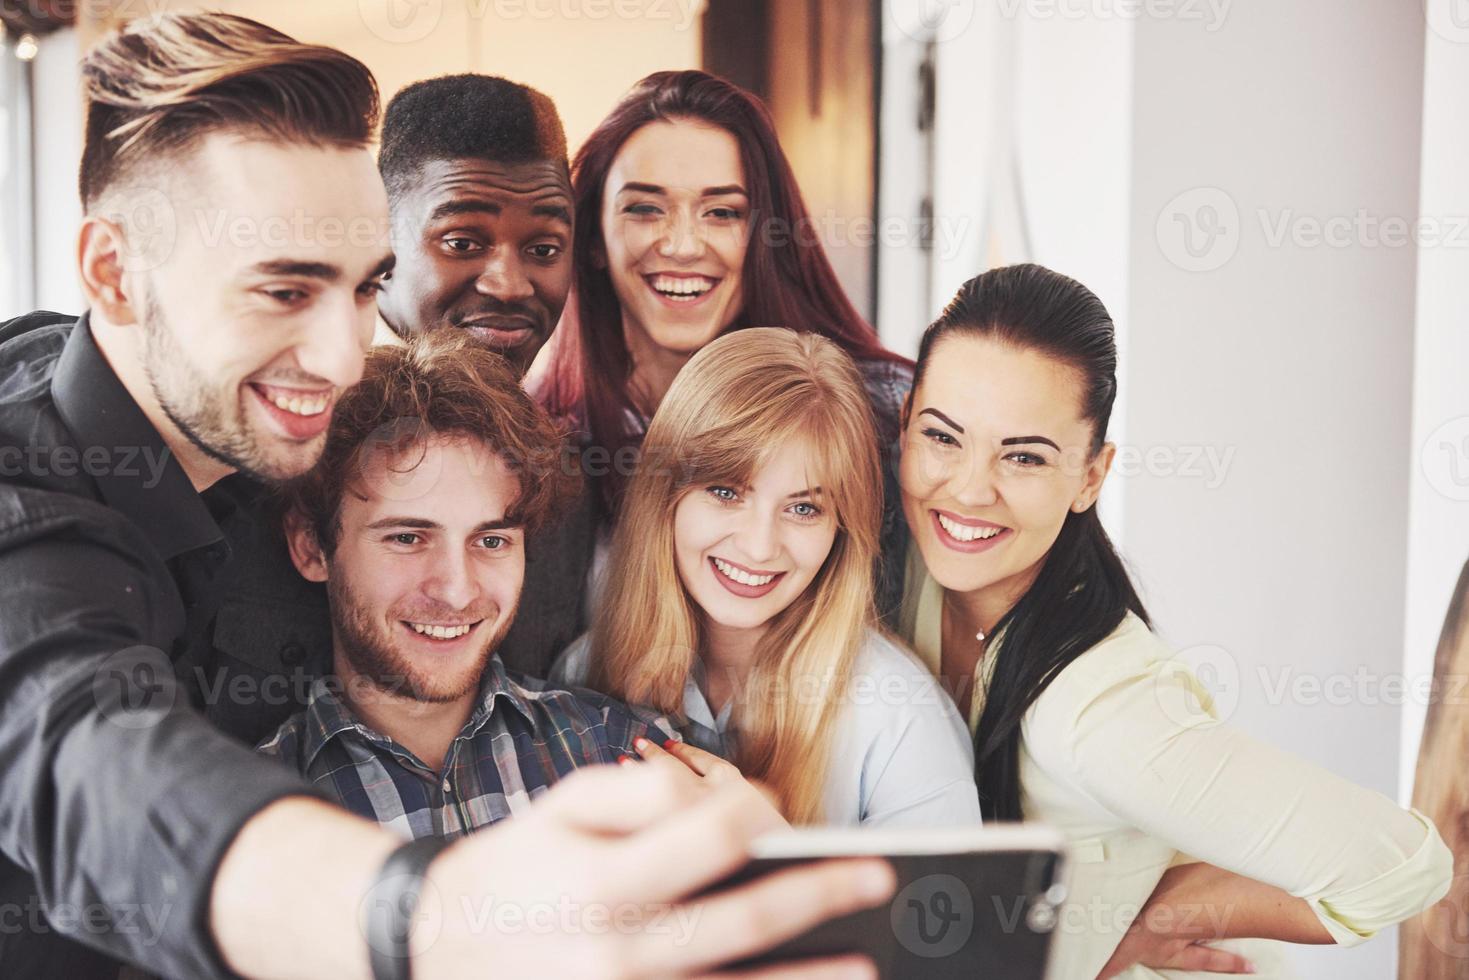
[663,739,678,750]
[617,754,631,765]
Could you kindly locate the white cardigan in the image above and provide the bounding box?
[900,545,1453,978]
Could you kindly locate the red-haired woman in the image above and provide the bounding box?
[506,70,911,675]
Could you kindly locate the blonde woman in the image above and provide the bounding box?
[553,328,978,826]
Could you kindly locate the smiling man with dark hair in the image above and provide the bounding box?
[376,74,573,374]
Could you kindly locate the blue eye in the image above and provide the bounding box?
[707,486,739,503]
[789,501,822,520]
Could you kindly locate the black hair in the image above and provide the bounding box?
[377,73,568,201]
[913,263,1150,821]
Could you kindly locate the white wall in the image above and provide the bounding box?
[1399,16,1469,803]
[1125,5,1425,978]
[31,28,83,316]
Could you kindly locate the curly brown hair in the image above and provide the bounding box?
[287,331,578,554]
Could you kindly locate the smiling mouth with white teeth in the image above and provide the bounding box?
[712,556,777,587]
[405,621,480,640]
[647,274,716,302]
[936,513,1006,542]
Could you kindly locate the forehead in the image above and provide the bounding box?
[608,119,744,190]
[345,435,520,523]
[406,157,572,216]
[176,133,389,264]
[917,334,1090,441]
[748,434,824,492]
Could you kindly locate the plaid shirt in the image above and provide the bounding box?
[257,657,677,839]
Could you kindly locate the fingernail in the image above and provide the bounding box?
[1245,965,1257,975]
[663,739,678,750]
[617,754,632,765]
[634,737,649,750]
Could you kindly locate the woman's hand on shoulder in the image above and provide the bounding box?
[628,737,792,833]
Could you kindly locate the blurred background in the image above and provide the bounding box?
[2,2,1467,977]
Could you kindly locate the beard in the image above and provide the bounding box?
[138,289,317,484]
[326,570,513,705]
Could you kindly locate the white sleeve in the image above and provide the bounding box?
[1025,635,1453,945]
[848,638,983,828]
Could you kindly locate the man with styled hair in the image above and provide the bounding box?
[376,74,573,375]
[0,12,894,980]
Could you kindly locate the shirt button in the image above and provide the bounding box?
[441,779,451,793]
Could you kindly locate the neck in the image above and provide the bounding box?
[944,567,1040,642]
[332,647,475,772]
[622,316,693,417]
[89,312,234,492]
[700,618,765,714]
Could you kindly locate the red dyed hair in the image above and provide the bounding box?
[534,69,908,515]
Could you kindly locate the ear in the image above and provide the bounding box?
[1071,442,1116,514]
[77,216,140,326]
[283,509,330,583]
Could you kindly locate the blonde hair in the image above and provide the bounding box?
[590,327,883,823]
[79,12,378,209]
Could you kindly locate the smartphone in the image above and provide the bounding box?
[713,824,1067,980]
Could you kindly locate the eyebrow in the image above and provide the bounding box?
[365,517,520,532]
[428,200,500,222]
[919,408,964,433]
[249,259,342,281]
[250,254,395,285]
[427,199,572,226]
[616,181,749,198]
[1001,435,1062,451]
[920,409,1061,451]
[786,487,823,500]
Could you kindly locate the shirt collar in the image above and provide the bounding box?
[50,312,222,561]
[298,656,540,771]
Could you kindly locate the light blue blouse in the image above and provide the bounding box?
[552,629,982,827]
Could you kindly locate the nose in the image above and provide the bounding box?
[293,293,367,391]
[476,246,534,304]
[951,453,1000,510]
[732,507,781,566]
[421,547,481,612]
[656,208,705,262]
